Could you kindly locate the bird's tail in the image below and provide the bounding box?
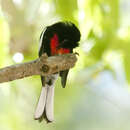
[34,85,55,122]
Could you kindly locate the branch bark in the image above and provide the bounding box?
[0,53,77,83]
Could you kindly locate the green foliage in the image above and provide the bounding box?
[0,0,130,129]
[0,16,10,67]
[54,0,78,24]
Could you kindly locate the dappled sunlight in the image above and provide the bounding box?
[13,52,24,63]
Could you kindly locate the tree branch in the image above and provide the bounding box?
[0,53,77,83]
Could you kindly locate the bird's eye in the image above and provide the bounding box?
[57,39,69,49]
[62,39,68,43]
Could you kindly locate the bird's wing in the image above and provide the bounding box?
[60,70,69,88]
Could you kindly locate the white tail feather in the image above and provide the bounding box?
[45,86,55,122]
[34,74,58,121]
[34,86,47,119]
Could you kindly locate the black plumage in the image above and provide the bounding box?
[39,21,80,88]
[35,21,81,122]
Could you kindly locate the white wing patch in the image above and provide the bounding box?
[38,28,47,53]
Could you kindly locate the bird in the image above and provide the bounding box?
[34,21,81,123]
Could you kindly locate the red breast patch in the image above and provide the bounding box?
[50,34,70,55]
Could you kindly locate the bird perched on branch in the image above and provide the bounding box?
[34,21,81,122]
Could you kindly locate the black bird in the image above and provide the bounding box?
[34,21,81,122]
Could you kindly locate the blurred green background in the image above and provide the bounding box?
[0,0,130,129]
